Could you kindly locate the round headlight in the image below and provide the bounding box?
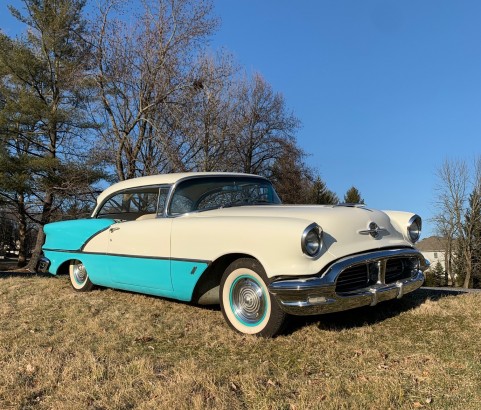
[301,223,323,257]
[407,215,422,243]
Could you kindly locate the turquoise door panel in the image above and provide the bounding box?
[107,219,173,290]
[108,256,172,291]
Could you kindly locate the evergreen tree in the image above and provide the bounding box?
[343,186,364,204]
[0,0,101,269]
[270,143,338,205]
[308,177,339,205]
[464,190,481,288]
[431,261,446,287]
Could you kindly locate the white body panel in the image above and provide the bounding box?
[85,204,415,279]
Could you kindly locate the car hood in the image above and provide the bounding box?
[187,204,414,258]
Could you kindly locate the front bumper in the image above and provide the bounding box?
[268,248,427,316]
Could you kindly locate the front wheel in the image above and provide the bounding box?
[69,260,94,292]
[220,258,286,337]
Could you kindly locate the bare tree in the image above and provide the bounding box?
[172,52,238,171]
[459,158,481,287]
[433,159,468,285]
[433,158,481,287]
[232,73,301,175]
[91,0,217,180]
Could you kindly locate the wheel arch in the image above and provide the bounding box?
[191,253,261,305]
[56,259,74,276]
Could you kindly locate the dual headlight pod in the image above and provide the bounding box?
[407,215,422,243]
[301,223,323,257]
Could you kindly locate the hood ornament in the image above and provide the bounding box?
[358,222,387,239]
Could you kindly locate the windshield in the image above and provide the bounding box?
[169,176,281,215]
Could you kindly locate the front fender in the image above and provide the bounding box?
[170,216,325,278]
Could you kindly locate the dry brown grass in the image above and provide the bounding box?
[1,273,481,410]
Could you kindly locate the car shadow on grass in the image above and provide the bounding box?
[283,287,472,335]
[0,269,54,279]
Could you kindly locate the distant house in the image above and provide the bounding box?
[416,236,447,271]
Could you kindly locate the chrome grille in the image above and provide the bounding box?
[385,258,415,283]
[335,257,417,294]
[336,264,373,293]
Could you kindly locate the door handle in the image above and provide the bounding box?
[109,227,120,233]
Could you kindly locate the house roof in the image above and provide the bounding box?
[416,236,447,252]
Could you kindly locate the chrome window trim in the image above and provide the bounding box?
[156,185,174,218]
[164,174,279,218]
[93,184,173,219]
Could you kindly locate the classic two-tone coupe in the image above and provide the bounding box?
[39,172,427,337]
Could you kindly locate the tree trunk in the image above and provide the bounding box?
[26,190,53,271]
[463,252,473,288]
[27,226,45,272]
[445,239,452,286]
[16,193,27,268]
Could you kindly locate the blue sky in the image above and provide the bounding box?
[2,0,481,237]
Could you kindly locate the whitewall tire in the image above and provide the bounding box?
[69,260,94,292]
[220,258,286,337]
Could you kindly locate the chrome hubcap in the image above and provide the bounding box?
[231,276,266,325]
[73,263,87,284]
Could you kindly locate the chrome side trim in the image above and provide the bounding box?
[268,248,427,316]
[335,203,369,209]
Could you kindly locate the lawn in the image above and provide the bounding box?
[1,272,481,409]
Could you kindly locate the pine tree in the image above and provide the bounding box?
[343,186,365,204]
[432,261,446,287]
[309,177,339,205]
[0,0,101,269]
[270,144,338,205]
[465,190,481,288]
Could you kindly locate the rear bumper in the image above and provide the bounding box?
[268,248,427,316]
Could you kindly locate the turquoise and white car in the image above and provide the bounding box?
[39,172,427,337]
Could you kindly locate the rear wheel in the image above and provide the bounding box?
[69,260,94,292]
[220,258,286,337]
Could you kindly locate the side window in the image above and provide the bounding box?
[130,191,158,213]
[97,186,170,220]
[97,193,129,216]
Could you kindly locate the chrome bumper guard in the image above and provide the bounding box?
[268,248,428,316]
[37,257,51,274]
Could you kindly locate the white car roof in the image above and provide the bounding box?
[94,172,261,208]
